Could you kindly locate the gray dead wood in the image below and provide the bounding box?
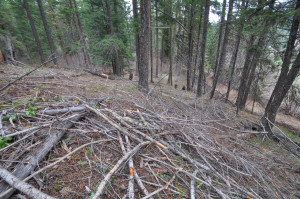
[92,141,150,199]
[190,170,199,199]
[0,113,4,136]
[0,167,56,199]
[43,106,86,115]
[0,114,82,199]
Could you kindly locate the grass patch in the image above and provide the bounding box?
[278,126,300,142]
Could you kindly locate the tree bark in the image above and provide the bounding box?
[160,36,164,72]
[196,0,210,97]
[138,0,150,92]
[235,35,256,112]
[210,0,234,99]
[225,0,246,102]
[192,6,203,89]
[213,0,227,77]
[155,0,159,77]
[239,38,265,108]
[133,0,140,76]
[150,28,154,83]
[23,0,45,63]
[168,21,173,85]
[261,0,300,132]
[37,0,58,65]
[187,5,196,91]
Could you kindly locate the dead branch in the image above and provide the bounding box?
[0,167,56,199]
[92,141,150,199]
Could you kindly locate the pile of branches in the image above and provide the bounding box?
[1,90,297,199]
[0,63,298,198]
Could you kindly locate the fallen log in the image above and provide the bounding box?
[83,69,115,80]
[0,168,56,199]
[0,114,83,199]
[43,106,86,115]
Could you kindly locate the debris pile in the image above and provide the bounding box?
[0,67,299,199]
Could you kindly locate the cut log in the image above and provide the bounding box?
[0,114,83,199]
[43,106,86,115]
[83,69,115,80]
[0,168,56,199]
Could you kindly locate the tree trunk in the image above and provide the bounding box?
[213,0,227,77]
[235,35,256,113]
[150,28,154,83]
[160,37,164,72]
[196,0,210,97]
[210,0,234,99]
[105,0,121,76]
[72,0,91,66]
[168,22,173,85]
[48,2,68,65]
[155,0,159,77]
[176,6,188,74]
[225,0,246,102]
[187,5,196,91]
[133,0,140,76]
[23,0,45,63]
[239,38,265,108]
[37,0,58,65]
[138,0,150,92]
[192,6,203,89]
[261,0,300,132]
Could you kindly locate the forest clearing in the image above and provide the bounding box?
[0,0,300,198]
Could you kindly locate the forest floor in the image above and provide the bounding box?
[0,64,300,199]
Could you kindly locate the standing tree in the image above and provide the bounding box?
[72,0,91,66]
[196,0,210,97]
[261,0,300,132]
[104,0,121,75]
[36,0,58,65]
[225,0,246,102]
[23,0,45,62]
[210,0,234,99]
[138,0,150,92]
[155,0,159,77]
[213,0,226,77]
[186,5,196,91]
[133,0,140,76]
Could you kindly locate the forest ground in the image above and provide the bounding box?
[0,64,300,198]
